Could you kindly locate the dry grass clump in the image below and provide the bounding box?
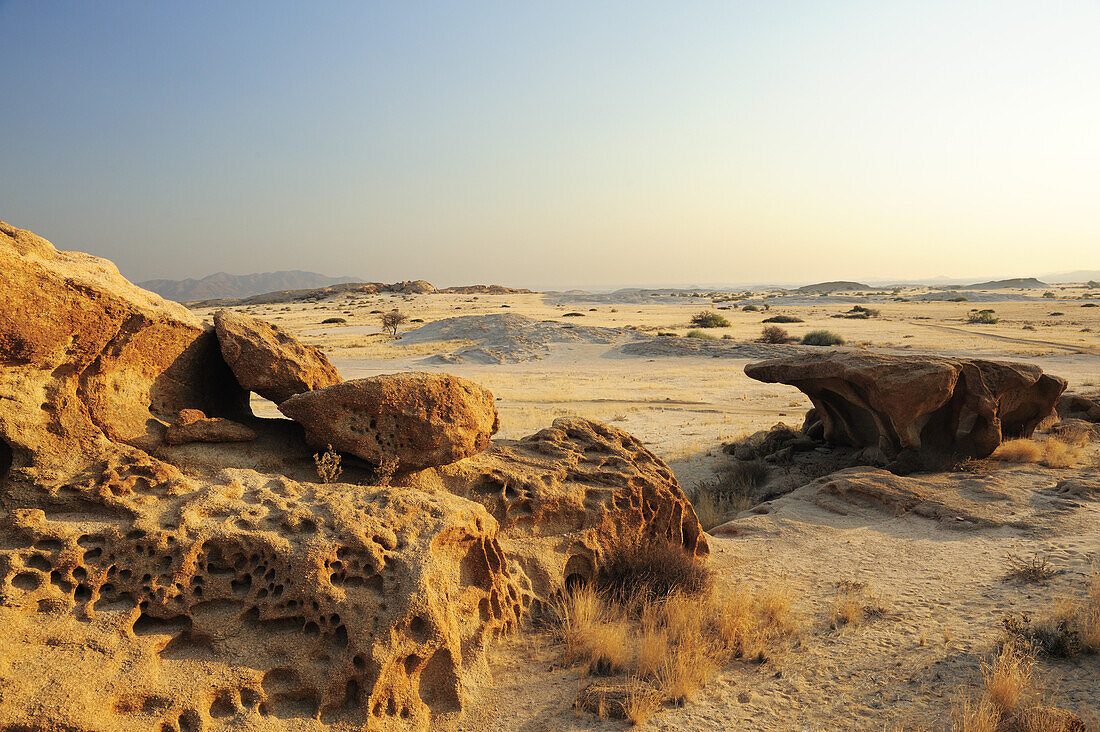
[828,580,886,629]
[1001,567,1100,658]
[690,458,769,530]
[1004,553,1061,584]
[992,437,1085,468]
[595,541,713,604]
[554,548,799,722]
[951,641,1087,732]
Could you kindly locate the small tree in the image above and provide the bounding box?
[690,310,730,328]
[758,325,790,344]
[380,309,408,337]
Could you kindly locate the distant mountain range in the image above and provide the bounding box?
[138,271,361,302]
[960,277,1047,289]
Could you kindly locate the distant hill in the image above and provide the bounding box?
[138,271,361,302]
[1041,270,1100,284]
[963,277,1047,289]
[794,281,871,294]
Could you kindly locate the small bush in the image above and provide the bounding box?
[762,315,803,323]
[968,310,999,324]
[563,312,586,317]
[950,296,969,302]
[379,309,408,336]
[741,304,761,312]
[690,310,730,328]
[595,541,713,603]
[1001,567,1099,658]
[313,445,343,484]
[836,305,880,319]
[828,580,886,629]
[321,317,347,324]
[1042,291,1057,299]
[801,329,845,346]
[686,329,717,339]
[1004,553,1060,584]
[758,325,791,344]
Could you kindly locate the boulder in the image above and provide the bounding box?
[0,221,248,473]
[213,308,342,404]
[434,418,709,605]
[164,408,256,445]
[1057,393,1100,423]
[745,352,1065,469]
[278,373,499,470]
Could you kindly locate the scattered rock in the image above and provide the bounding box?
[163,408,256,445]
[745,352,1065,469]
[213,308,342,403]
[278,373,499,470]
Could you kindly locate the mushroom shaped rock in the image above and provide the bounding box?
[278,372,500,469]
[434,417,709,605]
[164,408,256,445]
[744,351,1065,469]
[213,308,342,404]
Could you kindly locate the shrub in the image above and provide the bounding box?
[968,310,999,324]
[836,305,880,319]
[762,315,803,323]
[313,445,342,484]
[758,325,791,344]
[321,317,346,324]
[742,304,761,312]
[691,459,768,530]
[690,310,730,328]
[1042,291,1057,299]
[1004,553,1060,584]
[595,540,713,603]
[686,329,717,339]
[949,296,969,302]
[379,309,408,336]
[563,312,586,317]
[1001,566,1099,658]
[801,329,845,346]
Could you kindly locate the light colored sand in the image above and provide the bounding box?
[196,286,1100,730]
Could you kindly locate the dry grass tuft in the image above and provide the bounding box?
[556,570,800,721]
[1004,553,1060,584]
[992,437,1085,468]
[828,580,886,629]
[691,458,769,530]
[596,541,713,603]
[1002,567,1100,658]
[980,640,1034,712]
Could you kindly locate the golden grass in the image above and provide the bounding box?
[992,437,1085,468]
[1002,566,1100,657]
[1004,553,1060,584]
[554,579,799,719]
[828,580,886,629]
[980,640,1034,712]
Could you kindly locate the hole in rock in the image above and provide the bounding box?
[0,437,12,487]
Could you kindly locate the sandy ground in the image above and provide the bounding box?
[192,286,1100,730]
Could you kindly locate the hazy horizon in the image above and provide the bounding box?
[2,1,1098,289]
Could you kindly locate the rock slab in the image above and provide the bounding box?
[164,408,256,445]
[278,372,499,469]
[745,351,1065,469]
[214,308,342,403]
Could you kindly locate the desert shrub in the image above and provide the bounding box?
[595,541,712,603]
[313,445,342,484]
[950,296,969,302]
[758,325,791,344]
[1083,303,1098,308]
[742,304,761,312]
[968,310,999,324]
[1049,312,1064,317]
[690,310,730,328]
[563,312,586,317]
[379,309,408,336]
[656,331,679,337]
[1042,291,1057,299]
[686,329,717,339]
[1001,567,1100,658]
[321,317,346,324]
[1004,553,1060,584]
[992,437,1084,468]
[691,459,768,530]
[801,329,845,346]
[836,305,880,319]
[762,314,803,323]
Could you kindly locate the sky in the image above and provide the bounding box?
[1,1,1098,289]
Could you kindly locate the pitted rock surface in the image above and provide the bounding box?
[278,373,499,470]
[214,308,342,404]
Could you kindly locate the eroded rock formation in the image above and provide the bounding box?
[214,308,342,404]
[278,373,500,470]
[745,352,1065,470]
[164,408,257,445]
[0,222,705,730]
[433,418,709,605]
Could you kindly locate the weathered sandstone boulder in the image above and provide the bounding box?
[1057,393,1100,423]
[432,418,709,605]
[0,221,249,474]
[214,308,342,403]
[745,352,1065,469]
[278,373,499,469]
[164,408,256,445]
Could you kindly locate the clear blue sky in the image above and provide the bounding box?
[2,1,1098,287]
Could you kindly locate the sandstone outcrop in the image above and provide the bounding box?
[745,352,1065,469]
[214,308,342,403]
[278,373,499,470]
[164,408,257,445]
[0,223,708,731]
[1057,393,1100,423]
[434,418,708,605]
[0,221,249,473]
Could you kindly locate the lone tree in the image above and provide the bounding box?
[380,309,408,337]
